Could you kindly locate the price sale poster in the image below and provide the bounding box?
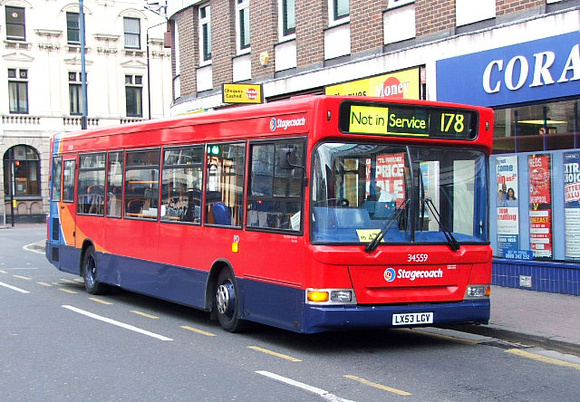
[528,154,553,259]
[564,152,580,260]
[496,156,519,255]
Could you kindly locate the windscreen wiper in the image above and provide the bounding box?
[423,197,461,251]
[365,199,409,253]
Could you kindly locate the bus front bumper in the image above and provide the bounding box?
[301,299,490,334]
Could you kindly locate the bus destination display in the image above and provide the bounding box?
[339,102,477,139]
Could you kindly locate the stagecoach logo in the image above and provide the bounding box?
[384,268,444,282]
[384,268,396,282]
[270,117,307,131]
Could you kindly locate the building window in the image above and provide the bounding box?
[279,0,296,39]
[8,68,28,114]
[66,12,80,44]
[329,0,349,25]
[235,0,250,53]
[3,145,41,198]
[125,75,143,117]
[5,6,26,41]
[124,17,141,49]
[199,4,212,64]
[69,72,84,116]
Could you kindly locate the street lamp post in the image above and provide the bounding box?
[79,0,88,129]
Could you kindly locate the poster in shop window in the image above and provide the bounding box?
[496,156,519,256]
[528,154,553,259]
[564,152,580,260]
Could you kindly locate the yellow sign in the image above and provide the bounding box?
[356,229,384,243]
[222,83,263,104]
[350,106,391,134]
[325,67,420,99]
[348,105,430,137]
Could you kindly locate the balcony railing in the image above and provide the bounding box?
[1,114,144,134]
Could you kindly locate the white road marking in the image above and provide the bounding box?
[0,281,30,294]
[23,241,45,255]
[256,370,355,402]
[62,305,173,341]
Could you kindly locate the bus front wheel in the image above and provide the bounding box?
[215,269,245,332]
[81,246,107,295]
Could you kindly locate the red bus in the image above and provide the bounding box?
[46,96,493,333]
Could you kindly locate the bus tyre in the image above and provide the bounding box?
[82,246,107,295]
[215,269,245,332]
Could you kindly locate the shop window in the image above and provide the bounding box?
[161,146,204,223]
[205,143,245,227]
[493,100,580,154]
[247,139,305,232]
[3,145,41,198]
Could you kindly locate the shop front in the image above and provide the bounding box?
[436,31,580,295]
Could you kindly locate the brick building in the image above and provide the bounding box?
[167,0,580,295]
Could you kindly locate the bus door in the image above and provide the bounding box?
[48,156,78,270]
[47,156,63,268]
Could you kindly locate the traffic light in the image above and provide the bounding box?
[14,160,22,175]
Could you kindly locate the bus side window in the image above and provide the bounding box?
[107,151,124,218]
[205,142,245,227]
[78,153,106,215]
[161,145,203,223]
[62,160,76,203]
[247,139,305,232]
[51,157,62,202]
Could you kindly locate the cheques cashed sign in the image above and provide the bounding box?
[436,32,580,106]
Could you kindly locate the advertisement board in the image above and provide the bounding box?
[325,68,420,100]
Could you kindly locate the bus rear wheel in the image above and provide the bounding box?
[215,269,245,332]
[82,246,107,295]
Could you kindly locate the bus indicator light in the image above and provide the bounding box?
[307,290,329,303]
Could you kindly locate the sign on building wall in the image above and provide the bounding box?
[222,83,263,104]
[528,154,553,259]
[496,155,520,256]
[436,32,580,107]
[325,68,420,100]
[564,151,580,260]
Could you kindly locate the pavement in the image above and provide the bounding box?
[452,285,580,357]
[4,223,579,356]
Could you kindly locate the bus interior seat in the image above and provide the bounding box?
[212,202,231,225]
[127,199,145,214]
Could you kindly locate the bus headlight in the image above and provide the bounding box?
[465,285,491,299]
[306,289,357,305]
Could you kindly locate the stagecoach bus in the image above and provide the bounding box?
[46,95,493,333]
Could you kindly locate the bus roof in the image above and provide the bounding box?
[52,96,493,154]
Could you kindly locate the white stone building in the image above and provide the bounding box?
[1,0,171,223]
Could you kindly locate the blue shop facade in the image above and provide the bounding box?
[437,31,580,295]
